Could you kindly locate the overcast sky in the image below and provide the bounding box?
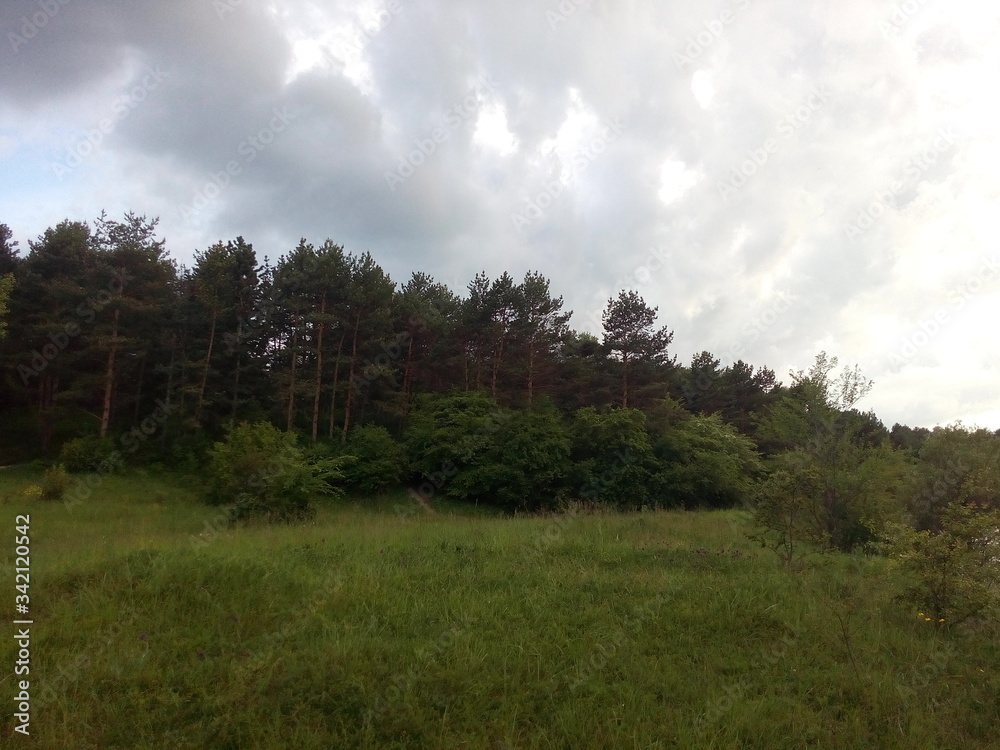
[2,0,998,429]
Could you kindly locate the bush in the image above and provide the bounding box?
[339,425,405,495]
[650,412,763,509]
[207,421,347,522]
[41,464,70,502]
[404,392,572,510]
[568,407,655,509]
[59,435,118,473]
[889,502,1000,627]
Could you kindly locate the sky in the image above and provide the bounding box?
[1,0,998,430]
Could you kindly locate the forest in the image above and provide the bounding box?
[1,213,999,568]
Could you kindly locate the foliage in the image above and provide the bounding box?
[753,353,906,553]
[59,435,119,473]
[0,272,13,339]
[569,406,655,508]
[207,421,346,522]
[601,290,674,408]
[889,502,1000,627]
[339,424,406,495]
[454,398,571,511]
[40,463,70,501]
[907,423,1000,531]
[405,391,571,510]
[650,410,763,509]
[750,462,828,568]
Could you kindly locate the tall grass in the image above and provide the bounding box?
[1,468,997,748]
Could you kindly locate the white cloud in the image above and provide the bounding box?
[657,158,700,205]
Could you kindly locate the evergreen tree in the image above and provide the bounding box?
[601,290,674,408]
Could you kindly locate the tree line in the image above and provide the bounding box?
[0,213,783,459]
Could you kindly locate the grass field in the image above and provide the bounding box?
[1,467,998,749]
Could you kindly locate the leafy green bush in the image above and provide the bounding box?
[750,463,828,569]
[452,399,571,511]
[340,425,405,494]
[889,502,1000,627]
[908,424,1000,531]
[41,464,70,501]
[162,421,215,470]
[404,392,571,510]
[207,421,347,522]
[650,412,762,509]
[568,407,654,509]
[59,435,118,473]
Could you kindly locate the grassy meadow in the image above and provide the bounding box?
[1,466,998,749]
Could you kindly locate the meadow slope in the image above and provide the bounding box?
[1,468,998,749]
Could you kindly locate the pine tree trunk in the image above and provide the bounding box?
[311,296,326,442]
[622,355,630,409]
[341,314,361,443]
[100,308,120,439]
[195,307,217,423]
[286,324,298,432]
[132,354,147,425]
[402,334,414,403]
[231,352,241,420]
[526,334,536,406]
[161,335,176,450]
[327,330,346,440]
[37,375,58,452]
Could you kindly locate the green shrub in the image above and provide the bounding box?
[569,407,654,509]
[41,464,70,501]
[340,425,405,495]
[650,411,763,509]
[889,502,1000,627]
[59,435,118,473]
[404,392,571,510]
[207,421,347,522]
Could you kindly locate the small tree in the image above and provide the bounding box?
[752,353,906,553]
[207,421,346,522]
[750,462,827,569]
[889,503,1000,627]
